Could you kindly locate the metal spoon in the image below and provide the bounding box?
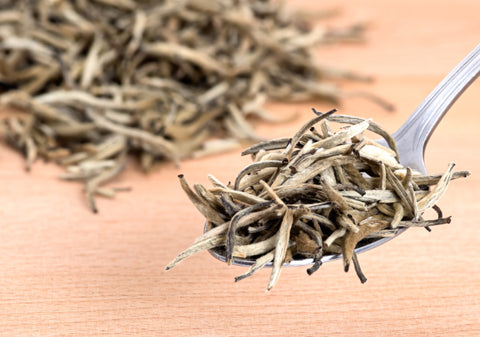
[208,43,480,267]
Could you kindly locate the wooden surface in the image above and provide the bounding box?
[1,1,479,336]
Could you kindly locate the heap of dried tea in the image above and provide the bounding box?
[166,109,469,290]
[0,0,374,212]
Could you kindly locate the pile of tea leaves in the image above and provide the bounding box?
[0,0,372,212]
[166,109,469,290]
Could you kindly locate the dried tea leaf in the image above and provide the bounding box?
[166,110,469,290]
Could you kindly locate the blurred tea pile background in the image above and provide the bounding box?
[0,0,377,212]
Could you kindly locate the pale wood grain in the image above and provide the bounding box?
[1,1,479,336]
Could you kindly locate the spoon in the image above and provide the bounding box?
[208,43,480,267]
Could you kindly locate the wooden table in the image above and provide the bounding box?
[1,1,479,336]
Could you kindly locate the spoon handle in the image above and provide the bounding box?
[393,44,480,174]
